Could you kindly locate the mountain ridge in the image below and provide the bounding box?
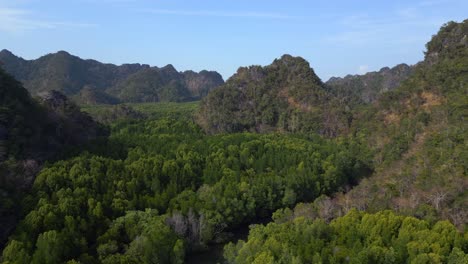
[0,50,224,104]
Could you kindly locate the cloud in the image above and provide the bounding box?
[322,7,447,46]
[0,7,97,34]
[358,65,369,74]
[137,8,296,19]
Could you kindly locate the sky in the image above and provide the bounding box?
[0,0,466,80]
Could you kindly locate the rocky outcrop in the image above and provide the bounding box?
[425,20,468,64]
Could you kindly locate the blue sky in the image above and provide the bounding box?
[0,0,466,80]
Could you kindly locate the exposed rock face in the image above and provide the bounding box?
[326,64,414,105]
[0,50,224,104]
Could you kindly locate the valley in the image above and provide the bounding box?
[0,19,466,264]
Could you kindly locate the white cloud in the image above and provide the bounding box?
[358,65,369,74]
[0,7,97,34]
[137,8,296,19]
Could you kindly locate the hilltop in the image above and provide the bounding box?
[197,55,350,136]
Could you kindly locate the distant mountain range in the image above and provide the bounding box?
[0,50,224,104]
[0,49,415,107]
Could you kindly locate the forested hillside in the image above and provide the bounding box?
[0,68,107,247]
[301,19,468,227]
[0,50,224,104]
[1,19,467,264]
[221,20,468,264]
[197,55,350,136]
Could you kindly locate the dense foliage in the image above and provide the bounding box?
[312,20,468,227]
[197,20,468,231]
[1,19,467,264]
[0,50,224,104]
[0,68,106,247]
[224,210,468,263]
[1,104,372,263]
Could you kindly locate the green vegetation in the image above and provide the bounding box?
[197,20,468,230]
[225,210,467,264]
[0,67,48,247]
[1,20,467,264]
[197,55,350,137]
[0,50,224,104]
[1,99,372,263]
[316,20,468,227]
[0,68,106,248]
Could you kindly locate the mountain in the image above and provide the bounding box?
[0,68,108,246]
[346,20,468,224]
[281,20,468,228]
[0,19,466,263]
[197,19,467,228]
[0,50,224,104]
[197,55,350,136]
[326,63,414,106]
[189,19,468,264]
